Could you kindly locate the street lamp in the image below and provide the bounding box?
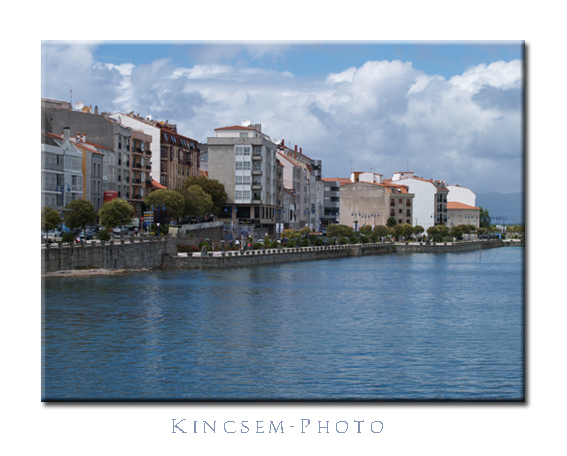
[151,204,166,236]
[55,183,71,232]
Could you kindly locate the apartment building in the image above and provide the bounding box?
[339,178,414,231]
[447,184,476,207]
[276,142,321,230]
[447,202,480,228]
[320,178,341,232]
[129,130,153,217]
[44,102,130,198]
[207,123,281,236]
[158,126,200,190]
[41,129,83,211]
[390,171,448,228]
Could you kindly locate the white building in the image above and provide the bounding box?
[390,171,449,229]
[41,128,84,211]
[108,113,162,181]
[207,123,281,237]
[447,184,476,207]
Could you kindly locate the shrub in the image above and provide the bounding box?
[97,229,111,241]
[299,239,310,247]
[338,236,349,245]
[62,232,75,243]
[177,244,200,253]
[269,241,279,249]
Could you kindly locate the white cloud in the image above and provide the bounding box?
[41,44,523,194]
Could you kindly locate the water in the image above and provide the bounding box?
[42,247,524,401]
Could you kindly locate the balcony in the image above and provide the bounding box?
[146,164,152,170]
[252,170,262,176]
[252,154,262,160]
[132,162,142,170]
[133,178,141,184]
[146,149,152,156]
[132,148,142,155]
[252,183,262,190]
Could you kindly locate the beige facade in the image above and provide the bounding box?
[447,202,480,228]
[339,182,414,231]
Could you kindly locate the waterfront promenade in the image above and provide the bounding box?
[41,237,516,275]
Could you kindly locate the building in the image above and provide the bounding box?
[108,113,162,181]
[276,142,321,231]
[158,126,201,190]
[390,171,449,228]
[339,178,414,231]
[320,178,342,232]
[44,101,131,199]
[129,130,153,217]
[207,123,281,237]
[447,184,476,207]
[41,128,84,211]
[447,202,480,228]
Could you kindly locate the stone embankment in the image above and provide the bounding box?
[42,238,514,276]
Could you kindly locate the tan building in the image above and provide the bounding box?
[447,202,480,228]
[339,181,414,231]
[159,127,201,190]
[129,130,153,217]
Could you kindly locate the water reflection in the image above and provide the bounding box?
[42,248,524,400]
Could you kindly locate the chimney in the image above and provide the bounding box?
[282,139,285,146]
[300,147,302,155]
[94,106,98,115]
[63,127,70,142]
[82,132,86,142]
[294,145,297,159]
[76,132,81,141]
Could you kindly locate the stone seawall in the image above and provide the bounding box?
[42,239,508,274]
[163,243,396,269]
[41,237,177,274]
[394,239,505,253]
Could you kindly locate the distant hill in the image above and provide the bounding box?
[475,192,524,225]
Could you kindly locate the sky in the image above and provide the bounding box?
[41,41,524,195]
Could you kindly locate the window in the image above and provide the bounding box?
[236,175,243,184]
[240,133,249,138]
[236,146,243,155]
[243,175,251,185]
[235,190,243,199]
[236,161,243,170]
[243,161,251,170]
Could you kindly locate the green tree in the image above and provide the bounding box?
[386,216,397,227]
[359,224,373,235]
[41,207,61,232]
[413,225,425,238]
[401,223,414,239]
[479,207,491,228]
[449,225,464,239]
[373,224,389,238]
[427,225,439,242]
[99,198,135,230]
[63,199,97,238]
[183,176,227,216]
[437,224,450,239]
[326,224,353,239]
[145,189,185,221]
[175,186,213,218]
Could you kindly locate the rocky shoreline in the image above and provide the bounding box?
[41,267,154,278]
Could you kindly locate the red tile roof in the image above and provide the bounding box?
[447,202,479,210]
[214,125,256,131]
[150,179,166,189]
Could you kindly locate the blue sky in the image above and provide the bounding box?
[42,41,524,195]
[92,41,523,80]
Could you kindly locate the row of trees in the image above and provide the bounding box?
[41,198,136,238]
[41,176,229,238]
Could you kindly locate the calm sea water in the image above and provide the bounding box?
[42,247,524,401]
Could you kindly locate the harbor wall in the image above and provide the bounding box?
[42,239,511,274]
